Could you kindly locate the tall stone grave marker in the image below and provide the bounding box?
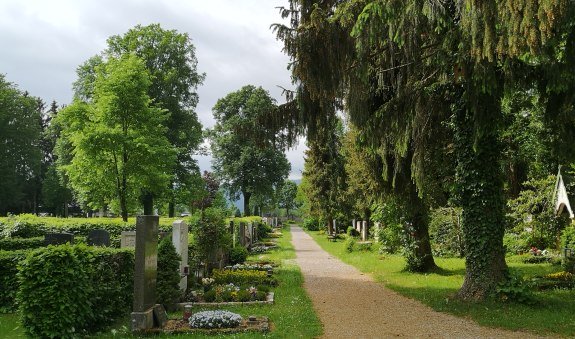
[352,219,356,232]
[172,220,188,293]
[87,229,110,246]
[131,216,159,331]
[356,221,361,233]
[361,220,368,241]
[121,231,136,248]
[333,219,337,234]
[374,222,381,242]
[239,222,246,246]
[229,221,235,247]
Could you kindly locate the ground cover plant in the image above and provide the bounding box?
[307,229,575,337]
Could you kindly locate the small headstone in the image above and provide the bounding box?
[131,215,159,331]
[153,304,168,327]
[87,229,110,247]
[121,231,136,248]
[172,220,188,293]
[44,232,74,246]
[356,221,361,232]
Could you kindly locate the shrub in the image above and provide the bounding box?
[0,250,29,312]
[229,246,248,265]
[561,226,575,272]
[0,237,45,251]
[0,214,177,240]
[17,244,134,338]
[346,226,359,237]
[257,222,273,239]
[203,290,216,302]
[344,237,356,253]
[496,272,534,304]
[429,207,464,257]
[156,236,182,306]
[189,310,242,329]
[302,217,320,231]
[212,269,277,286]
[522,255,553,264]
[237,289,251,302]
[190,208,232,267]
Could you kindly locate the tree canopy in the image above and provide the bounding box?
[210,85,290,216]
[56,54,175,221]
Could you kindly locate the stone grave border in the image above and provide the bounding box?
[177,292,274,308]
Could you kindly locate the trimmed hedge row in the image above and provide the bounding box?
[0,237,45,251]
[0,214,181,239]
[16,245,134,338]
[0,250,29,312]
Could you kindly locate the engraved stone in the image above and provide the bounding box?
[44,232,74,246]
[172,220,188,292]
[121,231,136,248]
[87,229,110,247]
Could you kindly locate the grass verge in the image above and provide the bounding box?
[306,229,575,337]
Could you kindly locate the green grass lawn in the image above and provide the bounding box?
[307,230,575,337]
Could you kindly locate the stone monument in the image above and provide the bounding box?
[44,232,74,246]
[87,229,110,247]
[121,231,136,248]
[171,220,188,293]
[361,220,368,241]
[131,215,160,331]
[239,222,246,246]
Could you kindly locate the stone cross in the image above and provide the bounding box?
[131,215,159,331]
[172,220,188,293]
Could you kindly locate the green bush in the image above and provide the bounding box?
[302,217,320,231]
[0,214,177,239]
[156,236,182,306]
[229,246,248,265]
[190,208,232,266]
[0,250,29,312]
[561,226,575,272]
[429,207,464,257]
[237,289,251,302]
[344,237,356,253]
[203,289,216,302]
[496,271,534,304]
[346,226,360,237]
[211,269,277,286]
[257,222,273,239]
[0,237,45,251]
[17,244,134,338]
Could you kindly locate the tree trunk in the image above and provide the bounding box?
[243,191,251,216]
[168,200,175,218]
[454,86,507,300]
[406,183,437,272]
[142,191,154,216]
[120,195,128,222]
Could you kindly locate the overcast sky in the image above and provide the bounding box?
[0,0,306,179]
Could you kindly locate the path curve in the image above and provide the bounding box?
[291,226,542,339]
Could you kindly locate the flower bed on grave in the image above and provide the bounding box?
[224,263,274,271]
[250,244,278,254]
[185,282,272,304]
[162,312,270,334]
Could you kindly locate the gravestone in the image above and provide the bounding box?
[274,217,278,228]
[44,232,74,246]
[121,231,136,248]
[229,221,235,247]
[131,215,159,331]
[333,219,337,234]
[374,222,381,242]
[172,220,188,293]
[87,229,110,247]
[356,221,361,232]
[239,222,246,246]
[362,221,368,241]
[247,222,253,247]
[352,219,356,232]
[253,223,258,242]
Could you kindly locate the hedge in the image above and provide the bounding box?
[17,244,134,338]
[0,214,180,239]
[0,237,45,251]
[0,250,29,312]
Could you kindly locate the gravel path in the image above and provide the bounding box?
[291,226,542,339]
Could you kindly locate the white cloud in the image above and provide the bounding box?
[0,0,306,179]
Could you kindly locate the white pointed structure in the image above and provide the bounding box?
[554,166,574,219]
